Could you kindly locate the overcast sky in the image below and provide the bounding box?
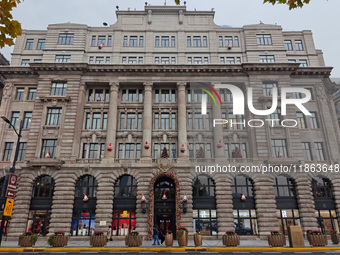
[1,0,339,77]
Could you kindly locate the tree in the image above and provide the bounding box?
[0,0,22,48]
[263,0,311,9]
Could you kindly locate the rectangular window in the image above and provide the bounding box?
[136,143,141,159]
[21,59,30,66]
[234,36,239,47]
[204,57,208,64]
[89,56,94,64]
[103,113,108,130]
[120,113,125,129]
[137,113,142,130]
[23,112,32,129]
[10,112,19,129]
[106,57,110,64]
[256,34,272,45]
[301,142,312,161]
[193,36,201,47]
[138,57,143,64]
[16,88,24,100]
[268,108,281,126]
[161,57,170,64]
[154,143,159,158]
[285,40,293,51]
[187,57,192,64]
[155,57,159,64]
[306,88,314,100]
[123,36,128,47]
[161,36,169,47]
[58,33,74,45]
[100,143,105,159]
[51,82,67,96]
[161,113,170,129]
[41,139,57,158]
[17,142,27,161]
[95,57,104,64]
[231,143,247,158]
[128,57,137,64]
[85,113,90,129]
[195,114,203,130]
[129,36,138,47]
[107,35,112,47]
[91,113,101,129]
[288,59,296,63]
[122,57,127,64]
[225,36,233,47]
[310,112,319,129]
[139,36,144,47]
[118,144,123,158]
[226,57,235,64]
[299,59,308,67]
[262,83,277,96]
[33,59,42,63]
[296,112,306,129]
[236,57,241,64]
[271,139,288,158]
[171,113,176,129]
[55,55,71,63]
[91,36,96,46]
[37,39,45,50]
[205,113,210,130]
[155,36,160,47]
[315,142,325,161]
[171,36,175,47]
[89,143,99,159]
[25,39,34,50]
[171,57,176,64]
[219,36,223,47]
[259,55,275,63]
[126,113,136,130]
[188,113,192,129]
[27,88,36,100]
[97,35,106,46]
[154,113,159,129]
[295,40,304,51]
[3,142,13,161]
[125,144,134,159]
[194,57,202,64]
[220,57,225,64]
[187,36,191,47]
[203,36,207,47]
[46,108,62,126]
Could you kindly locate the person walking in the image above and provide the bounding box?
[152,225,160,245]
[107,226,112,242]
[159,227,165,245]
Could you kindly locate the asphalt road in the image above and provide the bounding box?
[1,252,340,255]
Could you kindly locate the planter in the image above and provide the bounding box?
[306,231,311,242]
[308,235,328,247]
[125,235,143,247]
[331,234,340,244]
[194,234,202,247]
[177,231,188,247]
[18,236,36,247]
[222,235,240,247]
[165,233,173,247]
[50,236,68,247]
[90,235,107,247]
[268,235,286,247]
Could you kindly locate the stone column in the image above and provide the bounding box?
[212,84,224,159]
[48,173,76,235]
[295,177,318,232]
[253,177,278,239]
[7,171,34,240]
[177,82,189,159]
[215,177,234,236]
[105,82,119,158]
[94,174,114,232]
[141,82,152,161]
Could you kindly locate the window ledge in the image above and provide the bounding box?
[39,95,71,103]
[27,158,64,169]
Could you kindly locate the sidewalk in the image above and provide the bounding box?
[0,239,340,252]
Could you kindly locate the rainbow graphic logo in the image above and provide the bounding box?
[191,82,223,115]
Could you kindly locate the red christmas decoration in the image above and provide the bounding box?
[227,43,232,50]
[162,192,167,201]
[241,193,246,202]
[144,141,149,149]
[183,194,188,202]
[83,193,89,202]
[45,151,50,158]
[217,140,223,148]
[107,143,112,151]
[180,144,185,153]
[141,194,146,203]
[98,43,104,49]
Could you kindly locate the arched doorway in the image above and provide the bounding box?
[154,177,176,238]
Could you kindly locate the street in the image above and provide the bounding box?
[1,252,340,255]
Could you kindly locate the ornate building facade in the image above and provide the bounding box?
[0,5,340,240]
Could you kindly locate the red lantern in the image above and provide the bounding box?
[162,192,167,201]
[241,193,246,202]
[144,141,149,149]
[217,140,222,148]
[180,144,185,153]
[83,193,89,202]
[107,143,112,151]
[141,194,146,203]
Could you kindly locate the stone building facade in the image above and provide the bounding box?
[0,5,340,240]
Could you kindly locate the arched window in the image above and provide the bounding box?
[192,175,217,236]
[274,176,300,235]
[232,176,258,236]
[112,175,137,236]
[154,177,176,200]
[27,175,55,236]
[71,175,97,236]
[312,177,339,234]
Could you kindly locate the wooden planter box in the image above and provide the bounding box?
[90,235,107,247]
[268,235,286,247]
[331,234,340,244]
[177,231,188,247]
[194,234,202,247]
[222,235,240,247]
[308,235,328,247]
[18,236,36,247]
[165,233,173,247]
[51,236,68,247]
[125,235,143,247]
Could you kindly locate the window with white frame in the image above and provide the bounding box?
[155,89,176,103]
[84,112,108,130]
[301,142,312,161]
[315,142,325,161]
[153,143,176,158]
[118,143,141,159]
[121,89,143,102]
[119,112,142,130]
[271,139,288,158]
[256,34,272,45]
[189,143,212,159]
[82,143,105,159]
[88,88,109,102]
[259,55,275,63]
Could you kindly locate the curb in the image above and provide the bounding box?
[1,247,340,252]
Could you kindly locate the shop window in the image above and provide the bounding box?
[233,209,258,236]
[193,209,217,235]
[112,210,136,236]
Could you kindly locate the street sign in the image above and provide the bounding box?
[3,198,14,217]
[5,174,17,199]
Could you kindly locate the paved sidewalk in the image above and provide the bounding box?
[0,239,339,248]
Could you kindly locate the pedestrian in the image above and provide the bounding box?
[152,225,160,245]
[107,226,112,242]
[159,227,165,244]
